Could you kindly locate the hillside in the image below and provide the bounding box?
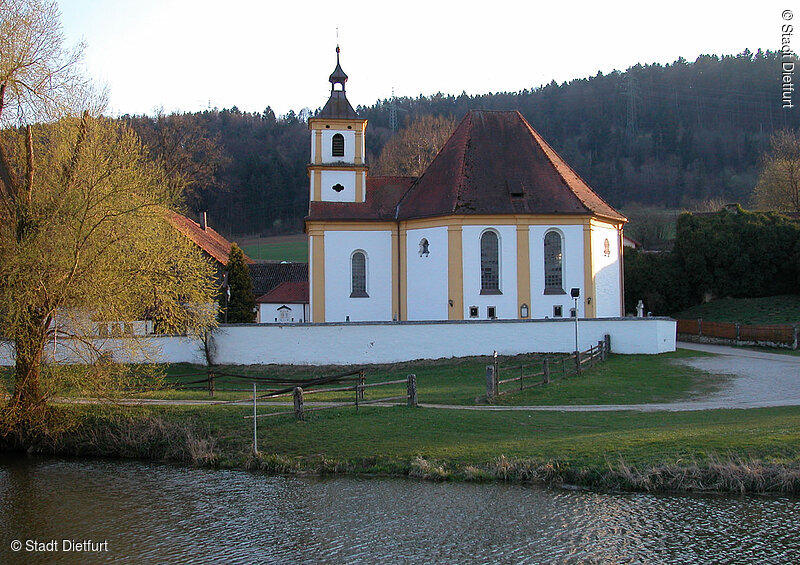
[127,50,799,237]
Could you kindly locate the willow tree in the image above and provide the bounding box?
[0,1,217,426]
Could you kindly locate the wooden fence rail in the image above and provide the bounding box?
[676,319,798,349]
[486,335,610,401]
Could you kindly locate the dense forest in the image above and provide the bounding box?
[125,50,799,237]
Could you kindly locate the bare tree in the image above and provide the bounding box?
[372,114,456,177]
[752,130,800,213]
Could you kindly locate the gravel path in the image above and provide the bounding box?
[56,344,800,413]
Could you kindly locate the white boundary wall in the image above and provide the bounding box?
[0,318,675,366]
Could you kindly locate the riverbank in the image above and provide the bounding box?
[3,403,800,495]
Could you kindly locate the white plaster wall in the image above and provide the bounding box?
[259,303,308,323]
[319,170,357,202]
[529,225,584,319]
[320,130,356,163]
[461,225,518,319]
[324,230,393,322]
[0,318,676,366]
[406,227,449,321]
[592,223,622,318]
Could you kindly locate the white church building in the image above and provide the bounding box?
[306,49,627,324]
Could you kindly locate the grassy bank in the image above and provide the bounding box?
[673,295,800,325]
[5,403,800,494]
[4,349,799,494]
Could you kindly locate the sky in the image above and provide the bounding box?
[58,0,788,118]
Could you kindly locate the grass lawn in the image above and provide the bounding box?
[7,349,720,407]
[156,403,800,469]
[240,240,307,262]
[673,295,800,325]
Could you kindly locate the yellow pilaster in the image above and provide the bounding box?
[314,130,322,165]
[355,130,363,165]
[447,226,464,320]
[311,232,325,322]
[355,172,364,202]
[399,227,408,321]
[583,221,596,318]
[516,225,531,318]
[313,170,321,201]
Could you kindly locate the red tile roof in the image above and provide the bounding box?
[256,281,309,304]
[396,110,626,222]
[165,211,253,265]
[306,176,416,222]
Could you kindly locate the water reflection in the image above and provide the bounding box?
[0,456,798,564]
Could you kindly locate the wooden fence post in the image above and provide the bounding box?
[520,365,524,390]
[604,334,611,357]
[735,323,741,342]
[293,387,304,420]
[597,341,604,365]
[358,370,365,401]
[407,374,417,407]
[543,358,550,384]
[252,382,258,455]
[208,372,215,398]
[794,326,798,350]
[575,351,581,375]
[486,365,496,401]
[698,318,703,337]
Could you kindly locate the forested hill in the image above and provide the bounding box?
[126,50,799,237]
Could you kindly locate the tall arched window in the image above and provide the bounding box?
[332,133,345,157]
[544,231,564,294]
[480,230,500,294]
[350,251,368,297]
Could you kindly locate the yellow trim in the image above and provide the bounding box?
[313,170,321,201]
[355,130,363,165]
[402,215,591,230]
[447,226,464,320]
[307,164,369,173]
[619,226,625,316]
[516,226,531,319]
[309,118,368,132]
[305,220,396,232]
[582,220,596,318]
[355,172,364,202]
[311,234,325,322]
[314,130,322,165]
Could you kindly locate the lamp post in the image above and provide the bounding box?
[570,287,580,355]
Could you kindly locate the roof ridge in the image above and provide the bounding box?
[453,111,473,214]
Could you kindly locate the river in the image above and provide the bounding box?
[0,455,798,564]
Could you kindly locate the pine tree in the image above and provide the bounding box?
[224,244,256,323]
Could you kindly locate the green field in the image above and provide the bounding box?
[673,295,800,325]
[240,240,307,262]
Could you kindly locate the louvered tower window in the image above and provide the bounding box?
[332,133,345,157]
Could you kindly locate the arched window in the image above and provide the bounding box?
[350,251,368,297]
[544,231,564,294]
[332,133,345,157]
[480,230,500,294]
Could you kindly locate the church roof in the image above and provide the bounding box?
[396,110,626,222]
[306,176,416,222]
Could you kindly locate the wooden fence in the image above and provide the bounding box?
[485,335,611,401]
[676,319,799,349]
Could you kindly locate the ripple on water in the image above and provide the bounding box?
[1,456,799,564]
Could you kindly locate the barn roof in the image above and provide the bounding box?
[249,262,309,296]
[256,281,309,304]
[166,211,253,266]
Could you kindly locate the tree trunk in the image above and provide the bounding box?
[10,310,48,413]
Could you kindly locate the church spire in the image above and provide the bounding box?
[329,45,348,92]
[318,45,357,119]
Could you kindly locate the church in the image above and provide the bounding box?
[305,49,627,323]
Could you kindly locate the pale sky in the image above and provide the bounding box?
[58,0,789,118]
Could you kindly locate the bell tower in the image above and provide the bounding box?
[307,46,368,204]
